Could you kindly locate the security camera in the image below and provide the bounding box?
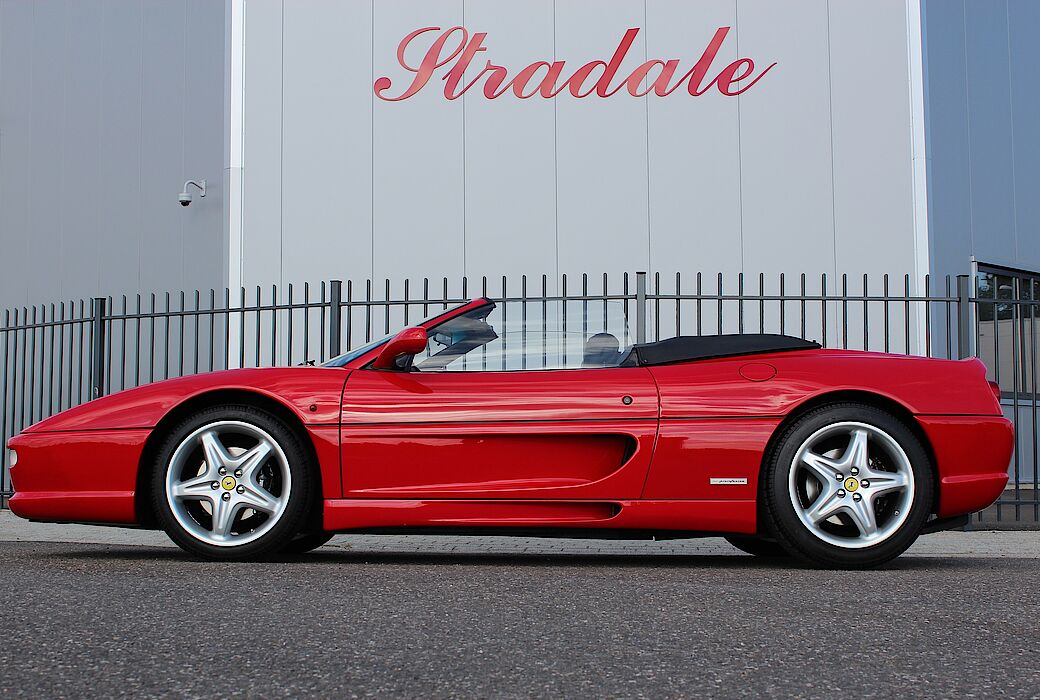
[178,179,207,207]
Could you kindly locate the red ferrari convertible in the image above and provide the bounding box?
[7,297,1012,568]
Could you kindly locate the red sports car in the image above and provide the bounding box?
[7,297,1012,568]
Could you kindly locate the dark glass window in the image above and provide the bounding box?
[977,266,1040,398]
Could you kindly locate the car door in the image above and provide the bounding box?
[340,300,659,500]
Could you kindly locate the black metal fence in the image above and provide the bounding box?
[1,271,1035,524]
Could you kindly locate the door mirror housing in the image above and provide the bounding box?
[371,327,429,370]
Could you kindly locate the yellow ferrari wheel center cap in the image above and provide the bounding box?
[221,476,237,491]
[844,477,860,492]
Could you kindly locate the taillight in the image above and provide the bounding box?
[989,381,1002,403]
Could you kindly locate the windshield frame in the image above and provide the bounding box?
[321,298,490,368]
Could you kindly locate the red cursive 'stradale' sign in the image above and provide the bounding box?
[374,26,776,101]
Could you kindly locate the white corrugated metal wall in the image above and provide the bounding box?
[237,0,924,300]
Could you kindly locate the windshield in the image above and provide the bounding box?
[321,300,473,368]
[321,335,391,368]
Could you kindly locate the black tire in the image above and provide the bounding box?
[724,535,790,558]
[762,403,934,569]
[150,404,315,560]
[280,531,335,554]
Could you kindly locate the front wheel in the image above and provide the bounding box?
[151,405,315,560]
[763,403,934,569]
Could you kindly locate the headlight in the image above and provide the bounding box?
[8,449,16,468]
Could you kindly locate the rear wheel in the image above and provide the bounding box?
[763,403,933,569]
[151,405,315,560]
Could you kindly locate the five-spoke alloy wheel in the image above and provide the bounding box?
[152,405,315,560]
[789,422,914,548]
[764,403,933,569]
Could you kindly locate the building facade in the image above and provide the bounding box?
[0,0,1038,308]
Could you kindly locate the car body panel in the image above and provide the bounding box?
[340,367,658,498]
[310,425,344,501]
[322,498,758,535]
[7,429,145,523]
[648,351,1000,418]
[917,415,1013,516]
[641,418,780,500]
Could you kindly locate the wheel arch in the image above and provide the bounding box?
[758,389,940,518]
[134,388,324,528]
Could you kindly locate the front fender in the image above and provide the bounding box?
[20,368,350,433]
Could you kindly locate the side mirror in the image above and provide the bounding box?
[371,327,428,370]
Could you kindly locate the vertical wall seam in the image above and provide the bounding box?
[643,0,651,277]
[961,0,975,257]
[60,4,69,298]
[278,0,284,289]
[227,0,246,299]
[461,0,467,281]
[735,0,744,276]
[26,2,34,307]
[181,1,189,298]
[1004,0,1019,261]
[552,0,559,285]
[907,0,932,285]
[906,0,933,354]
[825,0,838,288]
[370,0,375,281]
[138,4,145,295]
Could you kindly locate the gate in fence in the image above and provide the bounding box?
[1,271,1036,524]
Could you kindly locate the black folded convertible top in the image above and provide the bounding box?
[628,334,820,366]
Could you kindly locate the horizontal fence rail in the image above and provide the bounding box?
[0,271,1035,524]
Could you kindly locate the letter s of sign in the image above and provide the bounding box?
[374,26,469,101]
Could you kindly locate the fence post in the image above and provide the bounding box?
[91,297,107,398]
[635,271,647,344]
[1,310,8,505]
[328,280,343,358]
[956,274,972,359]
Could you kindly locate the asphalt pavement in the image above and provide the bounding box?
[1,513,1038,699]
